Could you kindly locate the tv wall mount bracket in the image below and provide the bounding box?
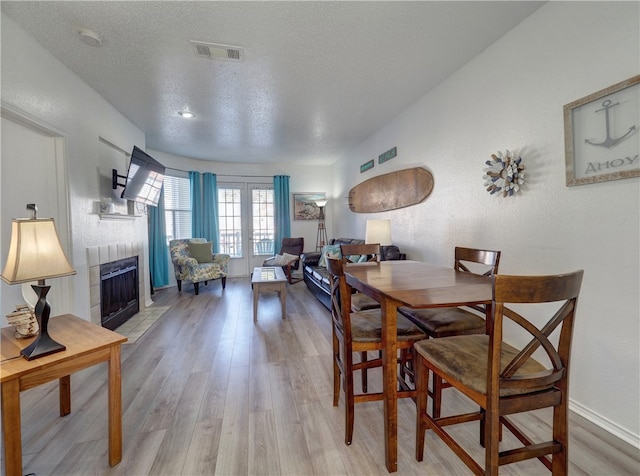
[112,169,127,190]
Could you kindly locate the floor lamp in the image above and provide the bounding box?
[1,204,76,360]
[315,199,328,251]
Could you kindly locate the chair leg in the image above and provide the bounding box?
[221,276,227,289]
[415,355,428,462]
[361,351,368,393]
[484,401,500,476]
[177,279,182,292]
[552,392,569,475]
[344,349,355,446]
[333,330,340,407]
[194,282,199,295]
[432,375,444,418]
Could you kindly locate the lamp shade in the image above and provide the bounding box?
[1,218,76,284]
[365,219,392,246]
[315,199,327,208]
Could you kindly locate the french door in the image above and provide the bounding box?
[218,182,274,277]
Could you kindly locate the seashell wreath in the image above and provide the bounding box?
[483,150,525,197]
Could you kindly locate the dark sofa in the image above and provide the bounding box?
[301,238,405,310]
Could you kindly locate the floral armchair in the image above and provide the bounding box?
[169,238,230,295]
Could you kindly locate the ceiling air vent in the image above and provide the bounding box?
[190,41,243,62]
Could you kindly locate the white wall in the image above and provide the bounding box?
[1,14,151,322]
[332,2,639,446]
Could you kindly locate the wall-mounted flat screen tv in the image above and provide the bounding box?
[120,146,165,206]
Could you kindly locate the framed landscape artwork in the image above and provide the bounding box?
[293,193,325,220]
[564,75,639,186]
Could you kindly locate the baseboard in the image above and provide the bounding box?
[570,398,640,449]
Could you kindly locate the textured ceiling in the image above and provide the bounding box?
[2,1,544,165]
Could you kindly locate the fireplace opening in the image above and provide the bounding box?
[100,256,139,330]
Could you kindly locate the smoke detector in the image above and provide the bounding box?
[78,29,102,47]
[190,40,243,61]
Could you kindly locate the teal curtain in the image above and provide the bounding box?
[273,175,291,248]
[148,187,169,287]
[189,171,203,238]
[203,173,220,252]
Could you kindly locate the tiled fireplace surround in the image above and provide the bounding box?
[87,241,147,326]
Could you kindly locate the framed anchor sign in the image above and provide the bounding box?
[564,75,639,186]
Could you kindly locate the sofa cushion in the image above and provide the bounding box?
[330,238,365,246]
[188,242,213,263]
[345,254,368,263]
[318,244,342,267]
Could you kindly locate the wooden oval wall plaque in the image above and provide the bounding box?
[348,167,434,213]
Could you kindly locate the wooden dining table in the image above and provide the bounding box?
[344,260,493,473]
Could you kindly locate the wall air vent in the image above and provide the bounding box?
[190,40,243,62]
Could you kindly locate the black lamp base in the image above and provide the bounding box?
[20,284,66,360]
[21,332,66,360]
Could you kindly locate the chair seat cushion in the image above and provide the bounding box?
[414,335,550,397]
[351,309,427,343]
[398,307,485,337]
[351,293,380,311]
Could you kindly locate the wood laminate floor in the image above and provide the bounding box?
[11,277,640,475]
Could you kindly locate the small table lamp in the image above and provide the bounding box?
[365,219,392,246]
[1,204,76,360]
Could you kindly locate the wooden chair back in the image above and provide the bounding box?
[326,257,352,341]
[340,243,381,263]
[491,271,584,394]
[454,246,501,276]
[453,247,501,314]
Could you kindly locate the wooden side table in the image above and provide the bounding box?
[251,266,287,321]
[1,314,127,476]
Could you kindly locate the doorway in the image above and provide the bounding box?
[1,109,72,321]
[218,182,274,277]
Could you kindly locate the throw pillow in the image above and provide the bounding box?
[271,252,299,266]
[188,242,213,263]
[319,244,342,268]
[346,254,368,263]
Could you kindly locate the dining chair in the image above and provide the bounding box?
[326,257,426,445]
[339,243,383,392]
[398,246,501,417]
[414,270,584,475]
[340,243,382,312]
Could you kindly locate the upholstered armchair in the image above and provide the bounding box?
[169,238,230,295]
[263,237,304,284]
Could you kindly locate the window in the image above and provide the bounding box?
[218,187,242,257]
[251,187,274,255]
[163,174,191,242]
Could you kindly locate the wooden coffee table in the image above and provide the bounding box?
[251,267,287,321]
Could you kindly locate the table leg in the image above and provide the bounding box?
[108,345,123,466]
[59,375,71,416]
[2,378,22,476]
[280,283,287,319]
[381,299,398,472]
[253,285,259,321]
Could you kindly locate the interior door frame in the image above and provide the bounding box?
[218,181,274,277]
[1,104,72,321]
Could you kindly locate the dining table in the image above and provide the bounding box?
[343,260,493,473]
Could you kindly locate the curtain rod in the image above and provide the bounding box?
[165,166,277,179]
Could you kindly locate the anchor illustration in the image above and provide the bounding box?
[585,98,636,149]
